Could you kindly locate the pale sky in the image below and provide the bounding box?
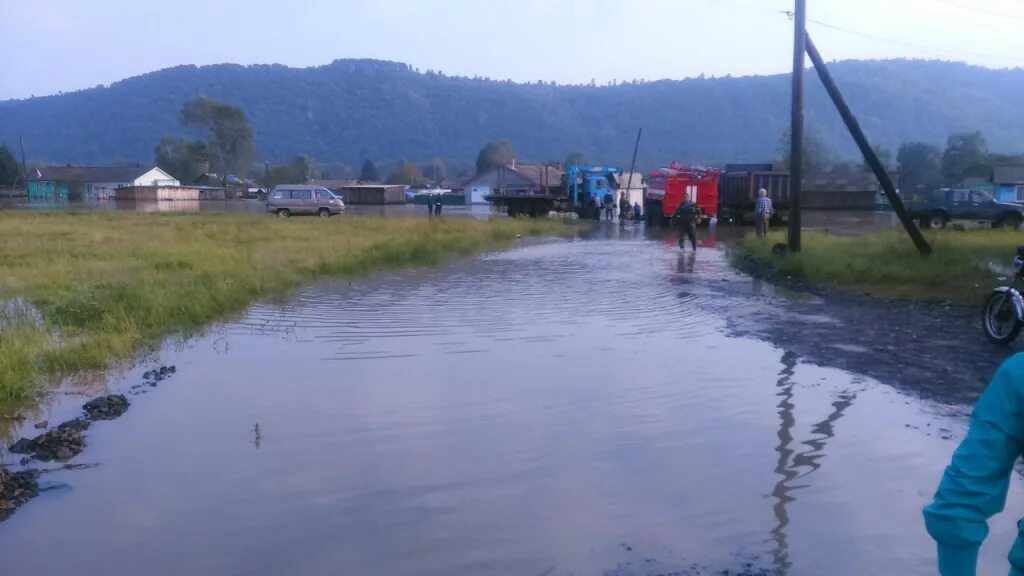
[1,0,1022,101]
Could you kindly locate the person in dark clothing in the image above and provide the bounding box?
[633,202,642,221]
[619,193,629,222]
[426,194,434,217]
[603,191,614,221]
[587,197,599,221]
[434,193,443,216]
[672,198,698,251]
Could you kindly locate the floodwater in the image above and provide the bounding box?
[2,223,1022,576]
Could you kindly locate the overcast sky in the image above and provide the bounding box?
[1,0,1022,101]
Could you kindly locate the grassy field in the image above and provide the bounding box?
[735,229,1023,302]
[0,212,566,404]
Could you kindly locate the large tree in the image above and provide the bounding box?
[180,96,254,185]
[564,152,586,168]
[154,136,208,183]
[897,142,942,195]
[777,129,834,174]
[423,158,447,183]
[941,131,988,184]
[0,144,21,188]
[475,140,515,174]
[289,155,315,184]
[386,162,424,185]
[359,159,381,182]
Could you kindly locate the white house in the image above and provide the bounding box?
[27,165,180,199]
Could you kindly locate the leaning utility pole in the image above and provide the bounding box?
[18,136,27,176]
[624,127,642,207]
[804,35,931,256]
[787,0,806,252]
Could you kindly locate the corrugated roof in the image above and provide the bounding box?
[29,165,157,183]
[994,166,1024,184]
[505,164,565,186]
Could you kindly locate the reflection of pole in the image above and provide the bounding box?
[770,350,799,573]
[768,349,859,575]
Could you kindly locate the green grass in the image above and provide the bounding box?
[735,229,1024,302]
[0,211,567,404]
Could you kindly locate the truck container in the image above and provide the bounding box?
[645,164,720,226]
[718,169,791,224]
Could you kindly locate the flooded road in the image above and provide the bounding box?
[2,223,1023,576]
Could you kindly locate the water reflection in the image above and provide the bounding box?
[768,350,859,575]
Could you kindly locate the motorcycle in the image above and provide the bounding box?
[983,246,1024,344]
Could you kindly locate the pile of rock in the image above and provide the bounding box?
[9,425,86,462]
[0,468,40,521]
[83,394,129,420]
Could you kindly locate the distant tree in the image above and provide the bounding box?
[289,155,315,184]
[423,158,447,183]
[828,161,858,174]
[941,131,988,184]
[862,145,893,171]
[180,96,254,185]
[777,128,833,174]
[897,142,942,195]
[359,159,381,182]
[387,162,424,185]
[264,164,294,188]
[0,144,21,188]
[475,140,515,174]
[564,152,586,168]
[153,136,208,183]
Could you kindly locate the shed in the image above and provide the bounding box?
[994,166,1024,204]
[27,165,179,199]
[334,184,407,205]
[113,186,201,202]
[802,172,897,211]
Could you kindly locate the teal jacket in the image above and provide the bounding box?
[924,353,1024,576]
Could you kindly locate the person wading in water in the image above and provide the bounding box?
[672,194,698,251]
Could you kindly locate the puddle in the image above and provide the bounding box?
[1,224,1020,576]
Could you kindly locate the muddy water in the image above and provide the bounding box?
[2,224,1023,576]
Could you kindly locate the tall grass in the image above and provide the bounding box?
[0,212,566,404]
[736,229,1023,301]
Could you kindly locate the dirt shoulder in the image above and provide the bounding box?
[724,258,1020,407]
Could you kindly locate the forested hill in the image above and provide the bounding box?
[2,58,1023,166]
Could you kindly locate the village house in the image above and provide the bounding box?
[26,165,179,199]
[993,166,1024,204]
[464,162,565,204]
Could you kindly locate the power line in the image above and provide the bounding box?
[808,18,1024,63]
[935,0,1024,20]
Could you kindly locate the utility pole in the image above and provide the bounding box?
[787,0,806,252]
[18,136,27,178]
[625,128,642,210]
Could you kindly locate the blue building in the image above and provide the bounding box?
[994,166,1024,204]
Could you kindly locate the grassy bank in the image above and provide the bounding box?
[735,229,1022,302]
[0,212,566,403]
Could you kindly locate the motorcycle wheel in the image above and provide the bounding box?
[983,290,1023,344]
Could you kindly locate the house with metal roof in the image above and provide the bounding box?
[463,162,565,204]
[994,166,1024,204]
[27,165,179,199]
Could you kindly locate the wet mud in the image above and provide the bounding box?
[728,259,1016,407]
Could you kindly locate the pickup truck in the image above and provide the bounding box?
[907,188,1024,230]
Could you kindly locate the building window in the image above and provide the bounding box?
[1016,185,1024,202]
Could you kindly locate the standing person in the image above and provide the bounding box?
[619,192,629,222]
[672,195,698,251]
[633,201,642,221]
[755,188,773,238]
[603,190,615,221]
[434,193,443,217]
[924,353,1024,576]
[426,193,433,217]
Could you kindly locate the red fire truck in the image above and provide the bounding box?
[644,163,721,226]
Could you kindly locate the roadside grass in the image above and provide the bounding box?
[735,228,1024,302]
[0,212,567,404]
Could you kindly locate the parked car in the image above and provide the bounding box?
[267,185,345,218]
[907,188,1024,229]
